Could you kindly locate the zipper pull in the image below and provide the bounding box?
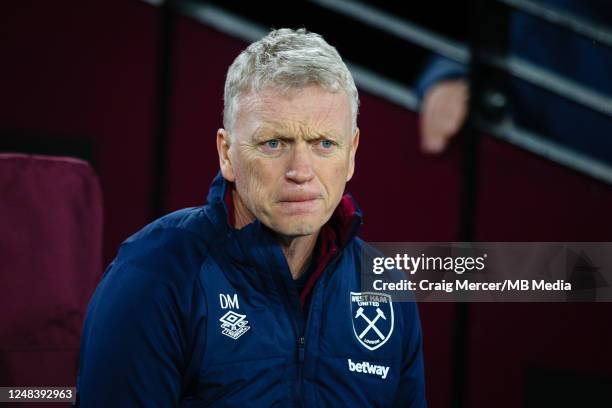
[297,336,305,362]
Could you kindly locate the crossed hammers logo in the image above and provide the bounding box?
[355,306,387,340]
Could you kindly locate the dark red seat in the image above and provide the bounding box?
[0,153,103,389]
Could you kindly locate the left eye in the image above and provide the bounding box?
[265,139,281,149]
[320,140,334,149]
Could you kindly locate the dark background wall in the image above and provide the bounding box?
[0,1,159,263]
[1,1,611,407]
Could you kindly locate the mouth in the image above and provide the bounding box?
[278,193,321,202]
[277,196,321,214]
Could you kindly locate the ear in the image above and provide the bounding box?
[216,128,235,182]
[346,127,360,182]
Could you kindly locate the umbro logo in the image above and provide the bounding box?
[219,310,250,340]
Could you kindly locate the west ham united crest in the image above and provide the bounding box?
[350,292,394,351]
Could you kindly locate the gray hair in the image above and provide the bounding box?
[223,28,359,135]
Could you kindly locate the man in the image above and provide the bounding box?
[77,28,426,407]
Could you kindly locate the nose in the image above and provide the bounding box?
[285,142,315,184]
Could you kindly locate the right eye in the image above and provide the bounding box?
[259,139,285,155]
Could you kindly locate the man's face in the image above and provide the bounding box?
[217,85,359,238]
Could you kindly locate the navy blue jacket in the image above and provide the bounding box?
[76,173,426,407]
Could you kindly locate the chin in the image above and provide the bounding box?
[271,220,322,238]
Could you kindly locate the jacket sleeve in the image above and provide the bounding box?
[414,54,468,102]
[76,233,207,407]
[393,301,427,407]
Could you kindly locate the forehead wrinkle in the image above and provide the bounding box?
[253,116,330,140]
[297,125,339,141]
[239,87,350,142]
[277,120,341,142]
[235,90,276,129]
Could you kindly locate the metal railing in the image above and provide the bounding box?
[312,0,612,118]
[497,0,612,48]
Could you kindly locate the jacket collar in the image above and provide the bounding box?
[204,171,362,271]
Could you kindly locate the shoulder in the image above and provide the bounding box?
[124,205,215,246]
[350,237,382,259]
[101,206,221,295]
[83,206,222,346]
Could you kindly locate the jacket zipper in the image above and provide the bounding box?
[296,335,306,406]
[296,251,340,406]
[276,247,341,406]
[272,261,306,406]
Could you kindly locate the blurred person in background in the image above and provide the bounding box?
[415,0,612,162]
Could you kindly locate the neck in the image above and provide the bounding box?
[231,188,319,279]
[276,232,319,280]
